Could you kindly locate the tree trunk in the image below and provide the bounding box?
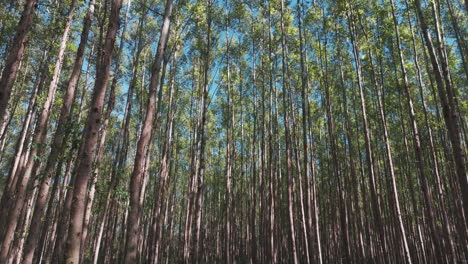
[64,0,122,262]
[347,10,387,263]
[0,0,38,124]
[413,0,468,227]
[124,0,173,262]
[0,1,76,260]
[20,1,94,262]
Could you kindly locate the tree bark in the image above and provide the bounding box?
[347,10,387,263]
[0,1,76,260]
[124,0,173,262]
[414,0,468,226]
[64,0,122,262]
[0,0,38,124]
[20,1,94,262]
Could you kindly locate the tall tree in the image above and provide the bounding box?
[20,1,96,262]
[64,0,122,262]
[124,0,174,262]
[0,1,77,261]
[0,0,38,125]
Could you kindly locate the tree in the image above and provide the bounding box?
[124,0,173,262]
[64,0,122,262]
[0,0,38,125]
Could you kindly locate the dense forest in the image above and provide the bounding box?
[0,0,466,263]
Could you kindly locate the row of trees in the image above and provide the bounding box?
[0,0,466,263]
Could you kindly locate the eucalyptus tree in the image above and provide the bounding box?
[0,0,466,263]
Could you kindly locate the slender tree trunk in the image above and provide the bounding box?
[347,10,387,263]
[0,61,29,156]
[249,23,258,264]
[51,39,96,261]
[266,3,277,262]
[389,2,446,262]
[124,0,173,262]
[191,5,212,263]
[0,2,77,260]
[297,2,319,263]
[0,0,38,124]
[413,0,468,225]
[20,2,95,262]
[0,56,44,231]
[64,0,122,262]
[184,60,201,264]
[151,51,178,264]
[370,16,412,259]
[338,55,366,262]
[407,6,459,259]
[321,30,350,264]
[279,1,299,263]
[80,2,131,261]
[224,6,233,263]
